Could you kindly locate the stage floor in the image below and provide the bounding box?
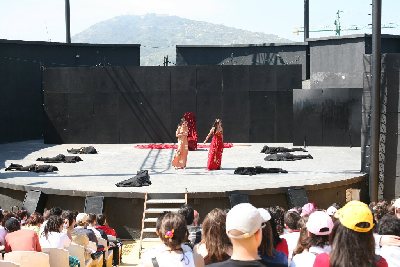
[0,140,364,197]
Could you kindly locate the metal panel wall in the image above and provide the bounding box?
[43,65,301,144]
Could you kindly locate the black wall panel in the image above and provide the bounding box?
[0,40,140,144]
[293,88,362,146]
[44,65,301,143]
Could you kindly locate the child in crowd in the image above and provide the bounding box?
[280,210,301,261]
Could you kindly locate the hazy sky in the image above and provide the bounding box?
[0,0,398,43]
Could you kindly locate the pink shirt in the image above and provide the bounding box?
[5,229,42,252]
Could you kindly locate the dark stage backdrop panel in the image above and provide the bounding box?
[293,88,362,146]
[43,65,301,143]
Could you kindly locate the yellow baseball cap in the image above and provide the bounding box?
[334,200,374,233]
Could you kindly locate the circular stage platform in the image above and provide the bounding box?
[0,140,366,238]
[0,140,365,198]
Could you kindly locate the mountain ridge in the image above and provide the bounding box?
[73,14,293,66]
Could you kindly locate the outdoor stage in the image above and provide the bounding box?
[0,140,366,238]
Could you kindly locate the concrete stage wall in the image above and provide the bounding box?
[0,176,366,239]
[0,39,140,144]
[43,65,301,144]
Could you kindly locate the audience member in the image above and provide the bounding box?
[280,210,301,260]
[392,198,400,219]
[4,217,41,252]
[207,203,268,266]
[141,212,204,267]
[179,204,202,246]
[268,207,289,257]
[16,209,28,226]
[258,208,288,266]
[194,208,232,264]
[300,203,316,217]
[292,215,309,256]
[87,213,106,240]
[62,210,76,240]
[377,214,400,267]
[370,200,390,226]
[0,210,6,246]
[72,213,98,245]
[290,211,333,267]
[96,214,117,237]
[39,215,71,249]
[313,200,388,267]
[193,210,200,227]
[22,211,44,235]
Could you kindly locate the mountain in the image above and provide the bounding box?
[73,14,293,66]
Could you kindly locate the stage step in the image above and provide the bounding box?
[139,192,187,258]
[145,208,180,214]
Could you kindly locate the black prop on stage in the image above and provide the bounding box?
[293,88,362,146]
[22,190,47,214]
[286,187,308,209]
[43,65,301,144]
[84,196,104,215]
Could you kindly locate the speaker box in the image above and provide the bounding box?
[228,191,249,208]
[22,190,47,214]
[287,187,308,209]
[84,196,104,215]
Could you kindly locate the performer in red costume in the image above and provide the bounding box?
[183,112,198,151]
[203,119,224,170]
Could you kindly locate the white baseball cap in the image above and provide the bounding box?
[226,203,263,239]
[76,213,89,224]
[326,206,338,216]
[258,208,271,222]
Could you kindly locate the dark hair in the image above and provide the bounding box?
[43,216,63,239]
[97,214,107,226]
[156,212,169,235]
[329,220,375,267]
[2,211,16,226]
[178,204,194,226]
[284,211,301,230]
[25,212,44,226]
[308,232,329,248]
[212,119,222,134]
[178,118,187,127]
[5,217,20,233]
[88,213,97,225]
[43,209,51,221]
[159,212,187,250]
[50,207,63,217]
[61,210,76,227]
[268,206,286,236]
[259,221,274,257]
[369,200,390,225]
[293,215,309,256]
[201,208,231,263]
[378,214,400,236]
[16,209,28,223]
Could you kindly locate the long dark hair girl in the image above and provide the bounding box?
[259,221,274,257]
[212,119,222,134]
[201,208,231,263]
[43,215,63,239]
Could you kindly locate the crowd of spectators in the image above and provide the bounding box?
[0,207,121,267]
[139,198,400,267]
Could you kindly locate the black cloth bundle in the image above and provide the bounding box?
[37,154,82,163]
[67,146,97,154]
[264,152,313,161]
[115,170,151,187]
[261,145,308,154]
[234,166,288,175]
[5,163,58,172]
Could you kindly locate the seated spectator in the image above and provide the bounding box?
[87,213,106,240]
[179,204,202,246]
[370,200,390,226]
[0,210,6,247]
[258,208,288,266]
[140,212,204,267]
[96,214,117,237]
[268,207,289,257]
[16,209,28,226]
[290,211,333,267]
[39,215,71,249]
[40,207,62,236]
[208,203,271,266]
[72,213,98,245]
[378,214,400,267]
[194,208,232,264]
[313,201,388,267]
[280,210,301,261]
[22,211,44,236]
[4,217,41,252]
[62,210,76,240]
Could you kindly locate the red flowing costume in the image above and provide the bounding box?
[183,112,198,151]
[207,131,223,170]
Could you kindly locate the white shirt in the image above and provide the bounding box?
[140,243,195,267]
[379,245,400,267]
[290,245,331,267]
[39,231,71,249]
[280,231,300,260]
[87,225,102,239]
